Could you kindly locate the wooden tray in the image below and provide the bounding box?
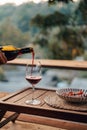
[0,87,87,129]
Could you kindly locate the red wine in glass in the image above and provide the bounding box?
[26,76,42,85]
[25,61,42,105]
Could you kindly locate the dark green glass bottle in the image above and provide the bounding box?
[0,45,34,61]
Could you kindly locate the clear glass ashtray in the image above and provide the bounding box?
[56,88,87,103]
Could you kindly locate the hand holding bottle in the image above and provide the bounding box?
[0,45,34,61]
[0,51,7,64]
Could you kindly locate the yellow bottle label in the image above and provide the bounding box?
[2,45,20,51]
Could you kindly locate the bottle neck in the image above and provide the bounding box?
[19,47,33,54]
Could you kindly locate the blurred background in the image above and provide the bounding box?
[0,0,87,92]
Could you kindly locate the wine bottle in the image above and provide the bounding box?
[0,45,34,61]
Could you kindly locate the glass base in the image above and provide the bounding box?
[25,99,41,105]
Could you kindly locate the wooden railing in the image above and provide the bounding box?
[7,58,87,70]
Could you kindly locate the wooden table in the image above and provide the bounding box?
[0,87,87,130]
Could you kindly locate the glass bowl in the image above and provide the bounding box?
[56,88,87,103]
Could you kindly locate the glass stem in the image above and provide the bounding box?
[32,85,35,101]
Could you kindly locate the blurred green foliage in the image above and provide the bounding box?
[0,1,86,60]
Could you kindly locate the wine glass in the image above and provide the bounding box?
[25,61,42,105]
